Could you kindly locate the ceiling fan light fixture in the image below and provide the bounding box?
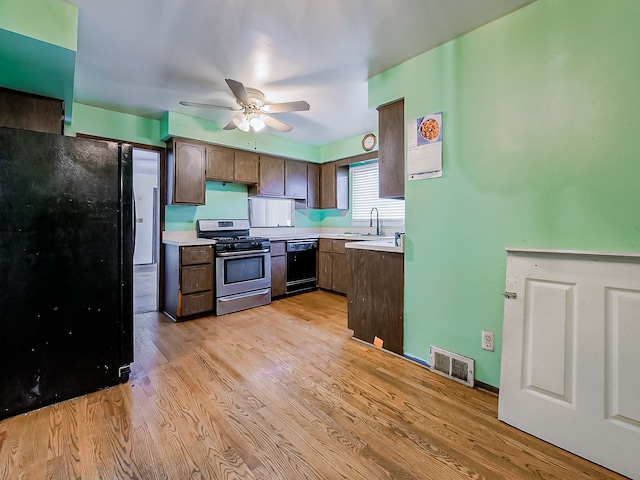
[233,115,250,132]
[249,114,265,132]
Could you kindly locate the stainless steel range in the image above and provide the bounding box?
[197,219,271,315]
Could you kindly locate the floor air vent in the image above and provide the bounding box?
[429,346,475,388]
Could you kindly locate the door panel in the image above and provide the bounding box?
[605,288,640,428]
[522,279,575,403]
[499,250,640,479]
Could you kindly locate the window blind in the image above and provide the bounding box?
[351,161,405,223]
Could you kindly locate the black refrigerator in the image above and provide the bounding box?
[0,126,134,420]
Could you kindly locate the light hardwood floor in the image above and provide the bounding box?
[0,291,626,479]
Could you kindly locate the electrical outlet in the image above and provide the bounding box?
[482,330,495,352]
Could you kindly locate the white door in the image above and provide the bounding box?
[499,249,640,479]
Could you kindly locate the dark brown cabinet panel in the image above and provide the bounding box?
[181,264,213,294]
[164,244,214,320]
[257,155,285,196]
[320,163,349,209]
[234,151,259,184]
[347,248,404,355]
[317,239,358,294]
[168,140,206,205]
[320,164,336,209]
[285,160,307,199]
[331,255,349,294]
[270,241,286,297]
[306,163,320,208]
[181,291,214,317]
[181,245,214,265]
[377,99,405,199]
[0,87,64,134]
[317,239,332,289]
[205,145,235,181]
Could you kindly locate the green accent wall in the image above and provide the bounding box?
[0,0,77,121]
[320,133,377,162]
[368,0,640,386]
[165,182,249,231]
[66,103,165,147]
[162,111,321,162]
[0,0,77,50]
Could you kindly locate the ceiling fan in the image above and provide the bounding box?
[180,78,310,133]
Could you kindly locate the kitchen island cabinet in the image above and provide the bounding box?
[346,247,404,355]
[164,243,214,320]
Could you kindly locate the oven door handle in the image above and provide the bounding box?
[218,289,271,301]
[216,249,270,258]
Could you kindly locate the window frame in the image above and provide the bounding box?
[350,160,405,228]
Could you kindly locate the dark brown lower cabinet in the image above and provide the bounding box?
[317,238,354,294]
[347,248,404,355]
[270,241,286,297]
[164,244,214,320]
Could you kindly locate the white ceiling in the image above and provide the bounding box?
[66,0,535,146]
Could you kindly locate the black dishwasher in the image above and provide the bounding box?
[286,239,318,294]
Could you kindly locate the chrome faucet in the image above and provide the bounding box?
[369,207,381,236]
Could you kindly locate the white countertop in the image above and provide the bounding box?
[163,228,401,245]
[345,239,404,253]
[162,238,215,246]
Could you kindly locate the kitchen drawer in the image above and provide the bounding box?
[180,291,213,316]
[319,238,333,253]
[181,245,213,265]
[270,241,286,257]
[319,239,350,254]
[332,240,346,254]
[181,263,213,294]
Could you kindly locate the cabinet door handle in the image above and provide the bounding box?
[502,291,517,300]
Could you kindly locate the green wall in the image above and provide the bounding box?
[0,0,77,121]
[0,0,77,50]
[66,103,166,147]
[369,0,640,386]
[165,182,249,231]
[162,111,321,162]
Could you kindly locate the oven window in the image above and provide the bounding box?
[224,256,265,284]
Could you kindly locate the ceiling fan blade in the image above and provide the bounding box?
[222,119,237,130]
[264,100,310,113]
[179,101,238,111]
[261,114,293,132]
[225,78,250,106]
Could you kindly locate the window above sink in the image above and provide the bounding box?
[351,161,405,227]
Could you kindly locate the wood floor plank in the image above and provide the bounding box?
[0,290,628,479]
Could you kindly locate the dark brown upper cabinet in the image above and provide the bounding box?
[205,145,235,181]
[233,151,259,184]
[320,162,348,209]
[252,155,285,196]
[167,139,206,205]
[284,160,308,199]
[377,99,405,199]
[205,145,259,185]
[307,163,320,208]
[0,87,64,135]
